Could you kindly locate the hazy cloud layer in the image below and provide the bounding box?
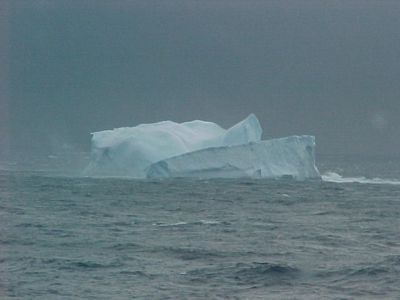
[3,0,400,160]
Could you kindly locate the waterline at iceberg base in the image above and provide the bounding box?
[83,114,320,180]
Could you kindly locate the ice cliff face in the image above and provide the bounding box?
[83,114,320,179]
[147,136,320,180]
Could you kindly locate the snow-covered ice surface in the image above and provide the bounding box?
[147,136,320,180]
[84,114,320,179]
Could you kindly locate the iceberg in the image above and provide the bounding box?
[83,114,320,180]
[84,114,262,177]
[147,136,320,180]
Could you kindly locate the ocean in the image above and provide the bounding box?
[1,155,400,299]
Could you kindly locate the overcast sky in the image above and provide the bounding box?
[2,0,400,160]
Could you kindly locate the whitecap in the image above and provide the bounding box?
[322,172,400,185]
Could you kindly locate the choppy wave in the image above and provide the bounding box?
[153,220,222,227]
[3,171,400,299]
[322,172,400,185]
[182,262,300,286]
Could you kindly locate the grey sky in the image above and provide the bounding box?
[2,0,400,160]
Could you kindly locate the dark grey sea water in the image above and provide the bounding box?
[1,156,400,299]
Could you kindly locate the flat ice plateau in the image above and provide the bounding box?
[84,114,320,179]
